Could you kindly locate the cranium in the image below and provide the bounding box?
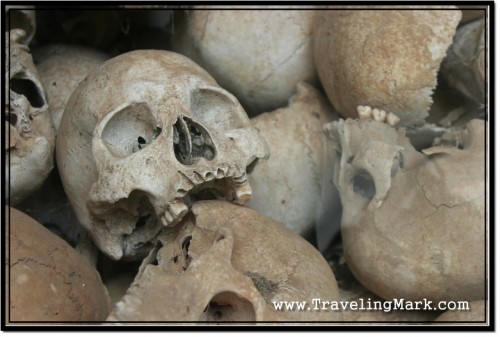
[56,50,269,261]
[324,118,485,302]
[108,200,342,322]
[6,29,55,205]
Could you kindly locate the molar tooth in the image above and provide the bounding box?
[160,202,189,227]
[169,201,188,220]
[233,181,253,205]
[386,112,401,126]
[161,213,173,227]
[372,108,387,122]
[357,105,372,120]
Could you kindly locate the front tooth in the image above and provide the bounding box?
[160,214,171,227]
[169,201,188,220]
[233,181,253,205]
[160,202,189,227]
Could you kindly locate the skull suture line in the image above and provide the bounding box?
[56,50,269,260]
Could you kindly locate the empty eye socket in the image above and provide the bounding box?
[101,103,161,158]
[10,77,45,108]
[190,88,246,130]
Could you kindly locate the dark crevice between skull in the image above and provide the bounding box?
[181,178,237,207]
[201,292,256,322]
[10,77,45,108]
[173,116,216,165]
[352,170,376,201]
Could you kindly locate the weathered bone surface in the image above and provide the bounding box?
[6,29,55,205]
[108,200,342,322]
[324,118,485,302]
[172,8,319,116]
[56,50,269,261]
[7,207,110,321]
[33,44,109,131]
[314,8,462,127]
[247,82,339,235]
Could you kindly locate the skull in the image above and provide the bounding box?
[56,50,269,261]
[324,118,485,302]
[6,29,55,205]
[108,200,342,322]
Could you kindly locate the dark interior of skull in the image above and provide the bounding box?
[10,75,45,108]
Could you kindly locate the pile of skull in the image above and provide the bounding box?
[6,6,487,323]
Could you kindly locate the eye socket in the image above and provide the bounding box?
[10,76,45,108]
[190,88,246,130]
[101,103,161,158]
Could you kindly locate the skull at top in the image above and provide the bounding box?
[56,50,269,261]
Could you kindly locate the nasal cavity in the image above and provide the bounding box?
[173,116,216,165]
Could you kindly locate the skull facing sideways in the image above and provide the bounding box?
[56,50,269,261]
[108,200,342,322]
[6,29,55,205]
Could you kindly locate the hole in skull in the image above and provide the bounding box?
[173,116,216,165]
[135,214,150,229]
[202,292,256,321]
[10,77,45,108]
[7,113,18,126]
[352,170,376,200]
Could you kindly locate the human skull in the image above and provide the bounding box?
[247,82,339,237]
[33,44,109,131]
[108,200,342,322]
[313,8,462,127]
[56,50,269,261]
[6,29,55,205]
[324,118,485,302]
[172,7,320,116]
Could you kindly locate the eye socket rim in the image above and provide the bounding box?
[189,86,248,131]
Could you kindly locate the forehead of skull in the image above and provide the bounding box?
[75,50,220,120]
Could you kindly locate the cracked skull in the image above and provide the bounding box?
[56,50,269,261]
[6,29,55,205]
[108,200,342,322]
[324,118,485,302]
